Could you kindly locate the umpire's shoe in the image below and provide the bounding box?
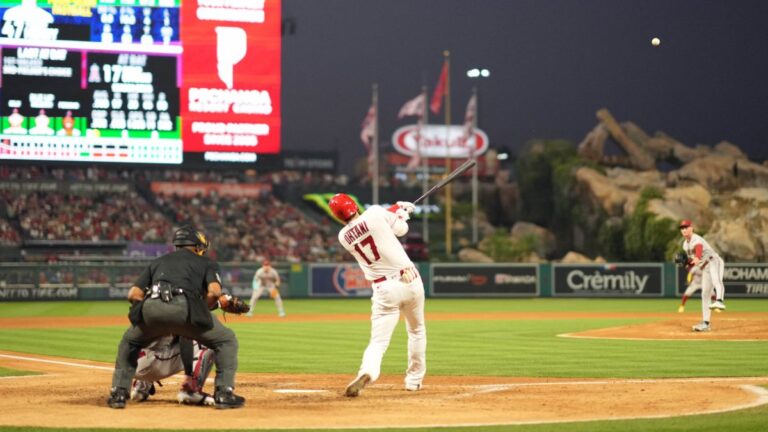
[107,387,129,409]
[214,386,245,409]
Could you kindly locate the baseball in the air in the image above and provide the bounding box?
[651,37,661,46]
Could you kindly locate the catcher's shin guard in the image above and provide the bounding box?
[194,347,215,391]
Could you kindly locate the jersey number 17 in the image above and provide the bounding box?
[353,235,380,265]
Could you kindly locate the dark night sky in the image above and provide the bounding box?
[280,0,768,175]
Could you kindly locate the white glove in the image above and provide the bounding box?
[400,267,418,283]
[397,201,416,214]
[395,208,410,221]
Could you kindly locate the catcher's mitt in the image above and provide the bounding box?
[220,294,250,314]
[673,251,689,268]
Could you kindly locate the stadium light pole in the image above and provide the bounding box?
[466,68,489,245]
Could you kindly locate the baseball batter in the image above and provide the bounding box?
[679,219,726,332]
[131,335,216,405]
[328,193,426,397]
[246,259,286,317]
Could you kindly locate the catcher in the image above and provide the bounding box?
[131,335,216,405]
[107,226,250,409]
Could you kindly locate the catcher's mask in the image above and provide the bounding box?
[328,193,358,222]
[173,226,210,256]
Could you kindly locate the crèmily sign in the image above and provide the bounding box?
[552,264,663,297]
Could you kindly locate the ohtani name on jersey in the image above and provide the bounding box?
[344,221,370,245]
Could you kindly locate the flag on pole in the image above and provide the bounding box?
[360,103,377,176]
[398,93,426,118]
[400,93,426,170]
[360,103,376,148]
[404,120,423,171]
[462,93,477,151]
[430,62,448,114]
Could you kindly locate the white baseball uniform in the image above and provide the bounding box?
[682,266,703,300]
[338,205,426,390]
[682,233,725,319]
[248,265,285,317]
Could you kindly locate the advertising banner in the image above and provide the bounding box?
[0,180,131,194]
[150,181,271,197]
[0,286,78,300]
[553,264,664,297]
[431,264,538,297]
[677,263,768,298]
[392,124,488,159]
[309,263,372,298]
[180,0,281,157]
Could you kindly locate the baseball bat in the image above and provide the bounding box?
[412,159,477,204]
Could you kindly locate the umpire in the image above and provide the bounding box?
[107,226,244,409]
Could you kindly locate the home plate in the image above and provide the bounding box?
[274,389,329,394]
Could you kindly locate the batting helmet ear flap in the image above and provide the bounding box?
[328,193,359,222]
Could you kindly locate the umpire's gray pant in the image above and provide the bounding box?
[110,295,238,392]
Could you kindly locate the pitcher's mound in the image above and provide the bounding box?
[561,317,768,341]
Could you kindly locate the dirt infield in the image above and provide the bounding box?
[1,312,767,429]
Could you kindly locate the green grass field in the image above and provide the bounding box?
[0,298,766,431]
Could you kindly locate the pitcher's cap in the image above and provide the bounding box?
[679,219,693,228]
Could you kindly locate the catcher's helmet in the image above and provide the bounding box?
[328,193,358,221]
[172,226,210,255]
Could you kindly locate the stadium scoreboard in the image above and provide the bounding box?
[0,0,281,165]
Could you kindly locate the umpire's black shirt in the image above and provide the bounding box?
[134,249,221,297]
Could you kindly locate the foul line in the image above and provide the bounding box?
[0,353,113,371]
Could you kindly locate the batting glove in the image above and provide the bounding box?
[395,208,410,221]
[397,201,416,214]
[400,267,418,283]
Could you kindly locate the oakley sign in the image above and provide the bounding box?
[392,124,489,159]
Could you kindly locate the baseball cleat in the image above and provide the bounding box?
[214,387,245,409]
[709,300,726,310]
[677,305,685,313]
[130,380,155,402]
[692,322,711,332]
[405,383,421,391]
[177,390,215,406]
[107,387,129,409]
[344,374,371,397]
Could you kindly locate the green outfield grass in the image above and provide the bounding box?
[0,298,766,431]
[0,366,38,377]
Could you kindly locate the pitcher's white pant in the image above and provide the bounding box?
[355,277,426,389]
[701,257,725,321]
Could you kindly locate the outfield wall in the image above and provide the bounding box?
[0,262,766,301]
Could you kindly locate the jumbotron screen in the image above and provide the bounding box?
[0,0,281,164]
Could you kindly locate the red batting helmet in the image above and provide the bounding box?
[328,193,358,221]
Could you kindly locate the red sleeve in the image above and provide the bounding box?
[694,244,703,259]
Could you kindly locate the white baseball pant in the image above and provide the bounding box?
[355,276,426,390]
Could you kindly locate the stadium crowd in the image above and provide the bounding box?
[0,165,349,262]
